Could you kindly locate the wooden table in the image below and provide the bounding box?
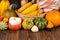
[0,27,60,40]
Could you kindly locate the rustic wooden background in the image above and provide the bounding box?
[0,27,60,40]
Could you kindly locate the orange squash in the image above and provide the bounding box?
[45,10,60,26]
[46,21,54,28]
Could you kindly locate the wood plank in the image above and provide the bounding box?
[51,27,60,40]
[19,30,29,40]
[29,30,47,40]
[0,30,19,40]
[0,30,8,40]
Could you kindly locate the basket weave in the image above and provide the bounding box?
[16,11,46,19]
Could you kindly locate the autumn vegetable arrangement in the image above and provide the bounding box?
[0,0,60,32]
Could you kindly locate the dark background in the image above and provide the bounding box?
[9,0,32,4]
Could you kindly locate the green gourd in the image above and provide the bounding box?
[10,2,20,10]
[0,21,8,30]
[34,17,47,29]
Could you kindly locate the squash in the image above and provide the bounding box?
[22,18,34,30]
[45,10,60,26]
[0,0,10,16]
[31,25,39,32]
[8,17,22,30]
[34,17,47,29]
[3,9,17,18]
[46,21,54,28]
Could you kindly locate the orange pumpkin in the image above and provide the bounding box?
[45,10,60,26]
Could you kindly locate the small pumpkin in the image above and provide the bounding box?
[3,17,8,22]
[8,17,22,30]
[45,10,60,26]
[22,18,34,30]
[3,9,17,18]
[34,17,47,29]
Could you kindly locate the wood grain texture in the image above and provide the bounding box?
[0,27,60,40]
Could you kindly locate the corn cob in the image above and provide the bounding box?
[18,2,32,12]
[38,8,44,14]
[27,10,38,16]
[21,4,38,15]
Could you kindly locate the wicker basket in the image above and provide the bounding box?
[16,11,46,19]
